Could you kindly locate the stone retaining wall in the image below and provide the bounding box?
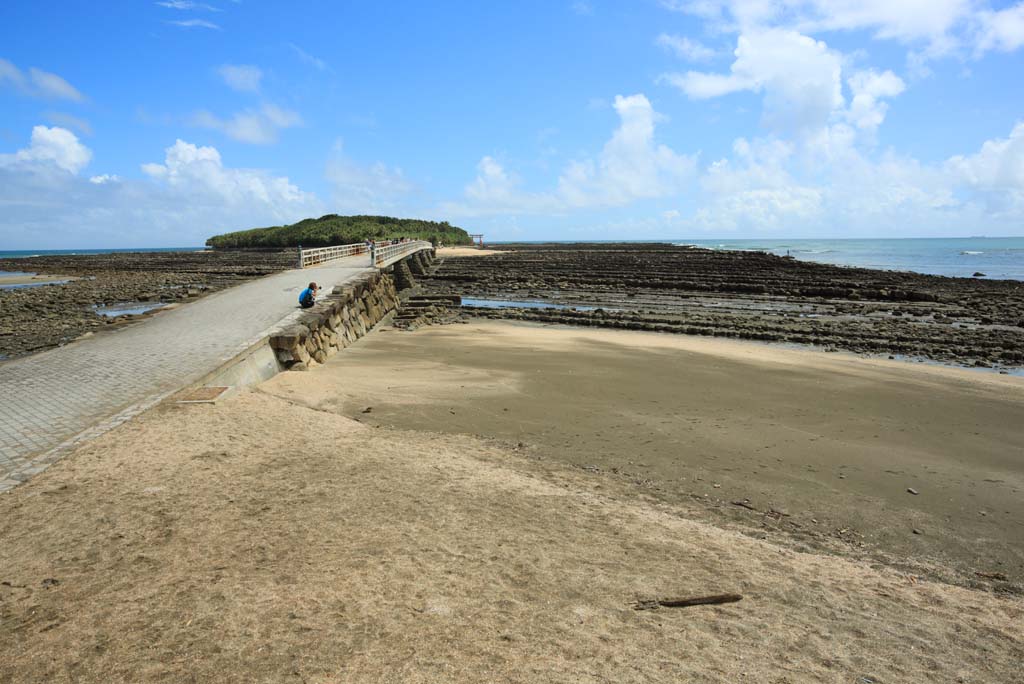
[268,270,399,371]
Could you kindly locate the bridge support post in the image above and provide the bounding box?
[393,259,416,290]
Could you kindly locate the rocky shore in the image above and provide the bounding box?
[0,250,296,359]
[419,243,1024,370]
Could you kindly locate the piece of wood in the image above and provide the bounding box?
[633,593,743,610]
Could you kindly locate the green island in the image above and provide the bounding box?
[206,214,474,249]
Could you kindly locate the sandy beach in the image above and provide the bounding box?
[1,319,1021,682]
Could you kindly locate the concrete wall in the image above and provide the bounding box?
[268,270,399,371]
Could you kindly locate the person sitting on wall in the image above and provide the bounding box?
[299,282,319,309]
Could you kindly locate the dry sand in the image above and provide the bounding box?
[1,322,1022,682]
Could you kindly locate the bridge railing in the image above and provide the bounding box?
[299,243,369,268]
[373,240,432,268]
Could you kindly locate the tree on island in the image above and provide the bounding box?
[206,215,474,249]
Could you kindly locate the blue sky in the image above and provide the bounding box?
[1,0,1023,248]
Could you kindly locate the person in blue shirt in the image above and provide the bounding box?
[299,282,319,308]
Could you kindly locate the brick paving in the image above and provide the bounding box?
[0,256,373,492]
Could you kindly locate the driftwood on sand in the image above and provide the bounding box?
[633,594,743,610]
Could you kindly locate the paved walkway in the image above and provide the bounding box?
[0,255,374,492]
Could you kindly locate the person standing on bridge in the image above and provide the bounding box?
[299,282,319,309]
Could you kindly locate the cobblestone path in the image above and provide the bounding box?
[0,257,372,492]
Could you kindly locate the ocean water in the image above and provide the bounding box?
[680,237,1024,281]
[0,247,205,259]
[3,240,1024,281]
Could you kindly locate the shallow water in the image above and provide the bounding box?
[0,279,71,290]
[94,302,167,317]
[462,298,597,311]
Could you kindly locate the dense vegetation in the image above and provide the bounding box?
[206,215,474,249]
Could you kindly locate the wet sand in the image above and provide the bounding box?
[265,321,1024,586]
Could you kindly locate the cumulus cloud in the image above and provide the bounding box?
[0,132,323,248]
[0,58,85,101]
[0,125,92,174]
[191,103,302,144]
[676,120,1024,236]
[946,122,1024,196]
[662,29,844,135]
[217,64,262,93]
[558,94,696,206]
[141,139,318,210]
[845,69,905,132]
[443,94,695,217]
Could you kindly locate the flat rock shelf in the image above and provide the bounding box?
[420,243,1024,370]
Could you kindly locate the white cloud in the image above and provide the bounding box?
[444,93,695,217]
[662,29,844,135]
[442,157,560,217]
[326,140,415,213]
[141,139,317,209]
[0,130,323,249]
[168,19,220,29]
[217,64,262,93]
[287,43,327,70]
[844,69,904,132]
[974,3,1024,54]
[0,58,84,101]
[191,103,302,144]
[156,1,222,10]
[558,94,696,206]
[43,111,93,136]
[0,125,92,174]
[658,0,1024,58]
[673,120,1024,236]
[27,67,85,101]
[656,33,717,61]
[946,122,1024,194]
[572,1,593,16]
